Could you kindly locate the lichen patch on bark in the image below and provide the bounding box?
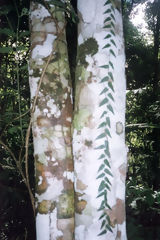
[119,163,127,183]
[116,230,122,240]
[116,121,123,135]
[106,198,125,227]
[37,200,55,214]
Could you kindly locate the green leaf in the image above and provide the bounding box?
[19,31,30,38]
[104,17,111,23]
[97,190,106,198]
[104,24,111,29]
[96,133,106,140]
[99,98,109,107]
[105,128,111,137]
[98,154,105,159]
[97,200,105,211]
[105,176,111,185]
[0,28,15,37]
[98,230,107,236]
[110,39,116,47]
[108,81,114,92]
[109,61,114,69]
[105,183,111,191]
[98,206,105,211]
[98,181,105,192]
[110,29,115,36]
[104,9,111,14]
[100,88,109,95]
[111,21,115,28]
[104,141,110,157]
[0,47,13,53]
[105,202,112,210]
[110,49,116,57]
[98,164,105,172]
[98,122,106,128]
[100,64,109,68]
[103,44,111,49]
[17,46,28,51]
[104,34,111,39]
[100,111,107,118]
[111,5,115,12]
[97,173,105,179]
[104,0,111,5]
[20,64,28,70]
[100,200,105,208]
[8,126,19,134]
[100,76,109,83]
[105,149,111,158]
[101,219,106,229]
[99,212,106,220]
[108,72,113,80]
[106,224,113,232]
[104,168,113,177]
[108,93,114,101]
[110,13,116,21]
[104,159,111,168]
[106,117,111,127]
[95,145,105,150]
[107,104,114,114]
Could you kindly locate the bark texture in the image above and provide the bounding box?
[29,2,74,239]
[73,0,127,239]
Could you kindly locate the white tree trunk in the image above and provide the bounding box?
[29,1,74,239]
[73,0,127,239]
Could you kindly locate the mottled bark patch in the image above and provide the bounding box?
[75,193,87,214]
[36,161,49,194]
[106,198,125,227]
[78,38,98,66]
[119,163,127,183]
[57,190,74,218]
[116,230,121,240]
[73,109,91,131]
[76,179,88,191]
[57,218,74,240]
[37,200,55,214]
[76,200,87,214]
[116,121,123,135]
[84,140,92,147]
[37,116,52,127]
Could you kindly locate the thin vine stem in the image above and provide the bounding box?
[15,1,24,144]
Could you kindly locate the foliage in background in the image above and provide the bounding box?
[0,0,36,239]
[123,0,160,239]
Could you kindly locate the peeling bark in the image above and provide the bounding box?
[29,1,74,239]
[73,0,127,239]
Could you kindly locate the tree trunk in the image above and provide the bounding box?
[29,1,74,239]
[73,0,127,239]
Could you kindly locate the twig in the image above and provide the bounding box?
[0,139,35,216]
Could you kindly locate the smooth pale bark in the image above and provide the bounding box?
[29,2,74,239]
[73,0,127,239]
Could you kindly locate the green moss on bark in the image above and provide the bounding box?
[57,190,74,219]
[37,200,55,214]
[77,38,98,66]
[73,109,91,131]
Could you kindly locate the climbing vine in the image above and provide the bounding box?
[96,0,117,236]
